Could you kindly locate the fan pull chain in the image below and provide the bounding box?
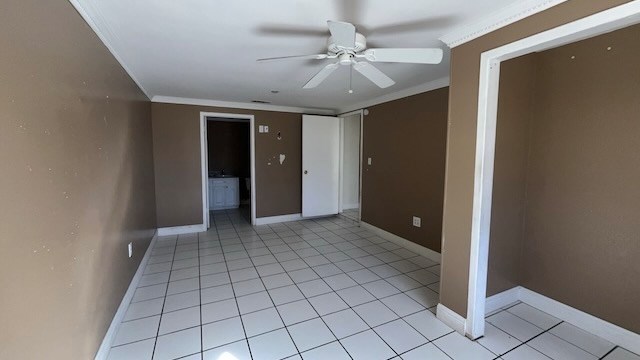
[348,65,354,94]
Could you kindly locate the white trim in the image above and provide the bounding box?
[67,0,151,99]
[154,96,335,115]
[250,117,256,226]
[337,109,364,118]
[338,116,345,213]
[466,1,640,341]
[157,224,206,236]
[255,213,303,226]
[94,232,158,360]
[360,221,441,263]
[484,287,640,354]
[436,303,466,335]
[200,115,209,229]
[336,77,449,114]
[342,203,360,210]
[519,288,640,355]
[358,110,364,222]
[200,112,257,226]
[485,287,521,315]
[337,109,364,221]
[439,0,569,48]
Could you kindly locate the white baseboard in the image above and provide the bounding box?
[255,213,303,226]
[485,286,522,315]
[437,303,466,335]
[360,221,441,263]
[94,232,158,360]
[342,203,359,210]
[157,224,206,236]
[518,287,640,355]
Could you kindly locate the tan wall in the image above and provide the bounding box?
[440,0,633,318]
[520,25,640,332]
[486,56,536,296]
[361,88,449,253]
[0,1,156,359]
[152,103,302,226]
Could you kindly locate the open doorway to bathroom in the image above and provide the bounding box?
[339,110,363,222]
[206,116,252,223]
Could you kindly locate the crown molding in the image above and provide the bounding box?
[67,0,152,100]
[336,77,450,115]
[152,96,336,115]
[439,0,569,48]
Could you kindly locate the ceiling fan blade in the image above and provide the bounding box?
[361,48,443,64]
[352,61,395,88]
[257,54,330,62]
[303,63,340,89]
[327,20,356,49]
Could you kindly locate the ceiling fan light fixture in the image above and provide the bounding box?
[339,53,353,65]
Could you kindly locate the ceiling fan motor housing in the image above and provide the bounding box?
[328,33,367,54]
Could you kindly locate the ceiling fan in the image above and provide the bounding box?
[257,21,443,90]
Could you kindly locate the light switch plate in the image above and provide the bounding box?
[367,157,372,165]
[264,126,269,133]
[128,242,133,257]
[258,125,265,133]
[412,216,421,227]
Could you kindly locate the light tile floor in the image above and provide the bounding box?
[107,210,639,360]
[341,209,359,222]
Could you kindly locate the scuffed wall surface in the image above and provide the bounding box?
[0,0,156,358]
[439,0,633,318]
[152,103,302,226]
[361,88,449,253]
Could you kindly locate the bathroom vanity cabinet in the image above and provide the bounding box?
[209,177,240,210]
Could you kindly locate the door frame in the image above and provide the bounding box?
[465,1,640,340]
[337,109,364,221]
[200,112,256,227]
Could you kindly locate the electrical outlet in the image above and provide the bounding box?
[128,242,133,258]
[412,216,421,227]
[258,125,265,133]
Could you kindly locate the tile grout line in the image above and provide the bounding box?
[150,233,179,359]
[215,213,255,360]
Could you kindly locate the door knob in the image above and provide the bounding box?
[304,170,308,175]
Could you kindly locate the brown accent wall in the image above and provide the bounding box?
[0,1,156,359]
[490,24,640,332]
[152,103,302,226]
[361,88,449,252]
[440,0,633,318]
[207,121,250,179]
[486,55,536,296]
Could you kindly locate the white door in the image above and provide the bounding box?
[302,115,340,217]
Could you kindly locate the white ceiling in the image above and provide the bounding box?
[75,0,517,112]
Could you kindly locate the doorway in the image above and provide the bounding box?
[200,112,256,227]
[339,110,363,222]
[464,1,640,343]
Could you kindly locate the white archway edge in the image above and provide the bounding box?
[466,0,640,340]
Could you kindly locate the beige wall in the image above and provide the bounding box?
[0,0,156,359]
[152,103,303,226]
[342,114,361,209]
[361,88,449,253]
[522,25,639,332]
[440,0,633,318]
[486,55,536,296]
